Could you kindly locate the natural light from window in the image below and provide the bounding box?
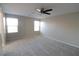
[6,17,18,33]
[34,20,40,31]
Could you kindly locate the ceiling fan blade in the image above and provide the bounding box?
[44,9,53,12]
[44,12,51,15]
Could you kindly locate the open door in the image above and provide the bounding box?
[0,7,6,55]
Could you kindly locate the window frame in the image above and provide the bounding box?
[6,17,18,33]
[34,20,40,31]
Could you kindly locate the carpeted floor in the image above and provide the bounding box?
[3,36,79,56]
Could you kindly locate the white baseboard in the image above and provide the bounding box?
[44,35,79,49]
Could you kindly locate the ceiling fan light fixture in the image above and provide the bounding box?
[36,9,41,12]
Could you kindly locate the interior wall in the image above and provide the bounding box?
[5,14,40,41]
[40,12,79,48]
[23,17,40,37]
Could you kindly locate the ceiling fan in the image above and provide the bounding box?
[36,8,53,15]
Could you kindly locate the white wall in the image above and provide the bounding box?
[40,12,79,48]
[6,14,40,40]
[23,17,40,37]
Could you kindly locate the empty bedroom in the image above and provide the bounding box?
[0,3,79,56]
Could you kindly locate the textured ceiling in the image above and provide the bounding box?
[1,3,79,18]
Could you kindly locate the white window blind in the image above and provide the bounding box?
[34,20,40,31]
[6,17,18,33]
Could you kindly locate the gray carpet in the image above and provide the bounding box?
[3,36,79,56]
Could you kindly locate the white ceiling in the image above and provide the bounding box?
[1,3,79,18]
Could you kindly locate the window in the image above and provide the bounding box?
[34,20,40,31]
[6,17,18,33]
